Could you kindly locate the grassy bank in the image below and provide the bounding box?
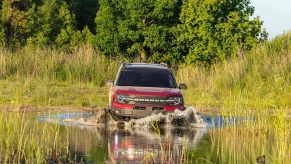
[0,80,108,109]
[0,33,290,111]
[177,32,291,112]
[0,46,120,109]
[0,46,120,86]
[0,32,290,163]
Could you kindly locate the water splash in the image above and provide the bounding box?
[126,107,206,128]
[54,106,207,129]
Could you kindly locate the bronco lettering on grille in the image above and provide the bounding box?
[126,96,174,105]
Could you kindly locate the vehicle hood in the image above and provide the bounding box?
[114,86,182,97]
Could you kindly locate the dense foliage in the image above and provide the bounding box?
[0,0,267,65]
[177,0,267,64]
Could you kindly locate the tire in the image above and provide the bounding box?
[111,112,121,121]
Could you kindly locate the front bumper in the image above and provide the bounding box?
[111,103,185,119]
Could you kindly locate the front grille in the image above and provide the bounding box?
[134,106,164,110]
[124,96,175,106]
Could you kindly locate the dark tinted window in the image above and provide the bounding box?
[117,70,176,88]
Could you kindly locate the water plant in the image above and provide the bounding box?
[0,112,70,163]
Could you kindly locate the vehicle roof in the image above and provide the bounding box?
[122,63,170,71]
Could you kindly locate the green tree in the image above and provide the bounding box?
[0,0,35,47]
[70,26,95,47]
[55,2,78,48]
[0,0,94,48]
[95,0,182,63]
[95,0,120,55]
[27,0,95,49]
[177,0,267,65]
[71,0,99,33]
[27,0,77,48]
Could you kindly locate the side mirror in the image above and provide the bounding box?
[106,80,114,87]
[179,83,187,89]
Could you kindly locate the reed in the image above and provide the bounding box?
[205,108,291,163]
[0,112,70,163]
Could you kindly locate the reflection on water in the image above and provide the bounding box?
[38,112,252,163]
[38,113,211,163]
[61,125,207,163]
[108,128,207,163]
[38,113,258,163]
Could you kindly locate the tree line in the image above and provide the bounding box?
[0,0,267,65]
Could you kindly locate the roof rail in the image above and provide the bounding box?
[160,63,168,67]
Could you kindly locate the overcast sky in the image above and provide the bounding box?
[251,0,291,38]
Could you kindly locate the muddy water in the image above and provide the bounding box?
[36,107,246,163]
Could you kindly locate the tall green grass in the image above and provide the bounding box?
[204,108,290,163]
[0,46,120,108]
[0,113,70,163]
[177,32,291,111]
[0,46,120,86]
[0,33,290,111]
[0,33,290,163]
[177,33,291,163]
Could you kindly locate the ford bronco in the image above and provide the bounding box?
[107,63,187,120]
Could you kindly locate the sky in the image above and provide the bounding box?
[251,0,291,39]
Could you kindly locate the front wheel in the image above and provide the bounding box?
[111,111,131,122]
[111,112,121,121]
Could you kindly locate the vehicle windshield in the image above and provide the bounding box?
[117,70,177,88]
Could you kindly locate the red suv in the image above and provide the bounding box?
[107,63,187,120]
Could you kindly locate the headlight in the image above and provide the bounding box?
[174,97,182,105]
[116,94,124,103]
[168,96,183,105]
[115,94,132,104]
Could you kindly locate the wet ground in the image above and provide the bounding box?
[37,107,254,163]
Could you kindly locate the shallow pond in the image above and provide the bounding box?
[36,111,250,163]
[1,109,288,163]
